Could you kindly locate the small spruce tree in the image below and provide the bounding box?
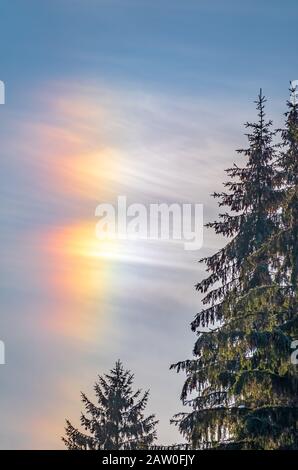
[63,360,158,450]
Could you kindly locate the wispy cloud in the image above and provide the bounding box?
[0,79,278,448]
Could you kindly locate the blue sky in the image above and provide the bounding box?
[0,0,297,449]
[1,0,297,100]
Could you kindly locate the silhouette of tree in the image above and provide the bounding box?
[63,360,158,450]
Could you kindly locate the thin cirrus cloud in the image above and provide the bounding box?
[0,79,259,448]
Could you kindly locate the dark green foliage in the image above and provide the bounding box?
[63,360,158,450]
[275,85,298,286]
[171,89,298,449]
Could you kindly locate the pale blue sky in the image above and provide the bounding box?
[0,0,297,449]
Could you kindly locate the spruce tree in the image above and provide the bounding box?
[237,84,298,449]
[232,85,298,449]
[171,91,285,449]
[63,360,158,450]
[276,83,298,286]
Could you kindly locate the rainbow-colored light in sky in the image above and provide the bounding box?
[0,0,296,449]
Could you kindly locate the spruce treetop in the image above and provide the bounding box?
[63,360,158,450]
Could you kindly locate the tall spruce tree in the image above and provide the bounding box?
[239,84,298,449]
[171,91,287,449]
[276,84,298,286]
[63,360,158,449]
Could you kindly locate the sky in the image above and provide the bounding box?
[0,0,297,449]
